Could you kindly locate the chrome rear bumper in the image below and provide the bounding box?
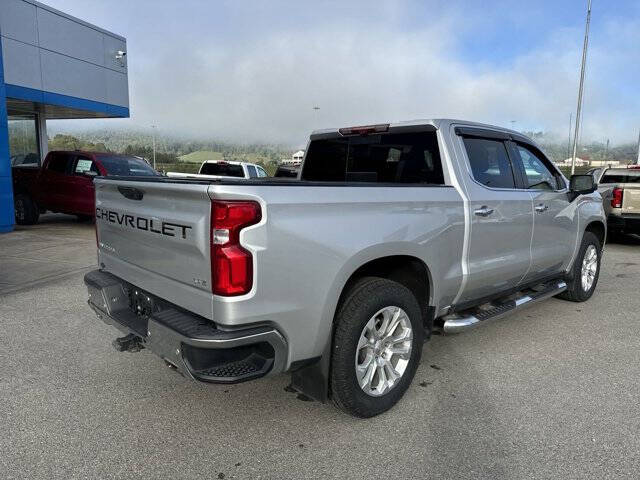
[84,270,288,383]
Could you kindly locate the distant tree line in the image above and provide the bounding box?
[45,131,291,175]
[45,128,638,168]
[48,134,109,153]
[520,130,637,164]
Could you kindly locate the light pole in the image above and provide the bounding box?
[313,106,320,128]
[571,0,592,175]
[567,113,573,159]
[151,125,157,170]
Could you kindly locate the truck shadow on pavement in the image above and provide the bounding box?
[89,327,509,479]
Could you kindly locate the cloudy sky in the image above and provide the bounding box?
[46,0,639,145]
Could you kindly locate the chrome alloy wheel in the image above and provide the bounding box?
[581,244,598,292]
[355,306,413,397]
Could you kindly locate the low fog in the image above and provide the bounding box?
[47,0,640,146]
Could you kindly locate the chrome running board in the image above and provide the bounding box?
[442,280,567,334]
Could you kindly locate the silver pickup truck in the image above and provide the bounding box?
[84,119,606,417]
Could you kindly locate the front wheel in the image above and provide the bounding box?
[557,231,601,302]
[330,277,424,417]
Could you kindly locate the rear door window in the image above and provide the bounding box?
[199,162,245,177]
[301,131,444,184]
[462,138,516,189]
[47,153,73,174]
[98,155,157,176]
[246,165,257,178]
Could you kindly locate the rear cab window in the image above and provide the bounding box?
[301,130,444,184]
[97,155,158,176]
[200,162,245,177]
[600,171,640,184]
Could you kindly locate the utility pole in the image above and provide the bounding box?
[605,138,609,164]
[151,125,157,170]
[636,129,640,165]
[571,0,592,175]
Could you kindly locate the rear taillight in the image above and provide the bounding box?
[210,200,261,296]
[611,187,623,208]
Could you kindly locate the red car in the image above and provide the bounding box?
[12,151,158,225]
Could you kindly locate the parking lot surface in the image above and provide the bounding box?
[1,217,639,479]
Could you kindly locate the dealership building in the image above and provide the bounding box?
[0,0,129,232]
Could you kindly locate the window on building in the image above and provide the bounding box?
[8,114,40,167]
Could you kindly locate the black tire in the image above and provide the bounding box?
[556,231,601,302]
[14,193,40,225]
[76,214,94,223]
[330,277,424,417]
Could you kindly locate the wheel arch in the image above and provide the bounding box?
[334,255,433,326]
[584,220,606,247]
[290,250,435,403]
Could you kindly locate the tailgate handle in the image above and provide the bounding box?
[118,186,144,201]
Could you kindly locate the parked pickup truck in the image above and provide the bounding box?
[84,119,606,417]
[166,160,269,180]
[594,167,640,236]
[13,151,158,225]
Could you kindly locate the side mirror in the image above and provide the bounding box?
[569,174,597,197]
[83,170,99,181]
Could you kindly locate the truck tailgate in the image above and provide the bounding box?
[622,184,640,214]
[94,179,214,318]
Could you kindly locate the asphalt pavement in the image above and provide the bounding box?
[1,216,639,479]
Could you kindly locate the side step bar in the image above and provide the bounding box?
[443,280,567,334]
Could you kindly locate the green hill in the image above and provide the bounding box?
[178,150,224,163]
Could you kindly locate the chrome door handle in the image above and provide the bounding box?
[535,204,549,213]
[474,206,494,217]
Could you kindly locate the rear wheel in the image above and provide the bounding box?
[557,231,601,302]
[330,277,424,417]
[14,193,40,225]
